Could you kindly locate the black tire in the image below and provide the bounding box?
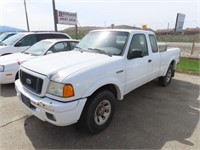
[159,64,173,87]
[84,90,116,134]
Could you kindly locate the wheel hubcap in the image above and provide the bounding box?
[166,69,172,83]
[94,100,111,125]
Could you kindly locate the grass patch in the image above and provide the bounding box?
[176,58,200,74]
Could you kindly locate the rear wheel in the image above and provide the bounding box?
[159,65,173,87]
[84,90,116,134]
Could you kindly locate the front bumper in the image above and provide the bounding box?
[15,79,87,126]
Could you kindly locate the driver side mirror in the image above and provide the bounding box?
[128,49,144,59]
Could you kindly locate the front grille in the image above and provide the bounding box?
[20,70,43,94]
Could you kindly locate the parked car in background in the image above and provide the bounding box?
[0,32,71,56]
[0,32,17,43]
[0,39,79,84]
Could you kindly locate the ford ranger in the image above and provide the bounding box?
[15,29,180,134]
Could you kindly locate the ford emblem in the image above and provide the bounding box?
[26,78,32,85]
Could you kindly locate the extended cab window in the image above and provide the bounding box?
[129,34,148,56]
[149,34,158,53]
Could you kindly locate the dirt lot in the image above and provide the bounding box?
[0,73,199,149]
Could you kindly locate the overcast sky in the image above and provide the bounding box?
[0,0,199,31]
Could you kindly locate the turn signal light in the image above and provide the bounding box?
[63,84,74,98]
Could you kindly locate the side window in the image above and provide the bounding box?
[53,34,69,39]
[36,34,69,41]
[129,34,148,56]
[16,34,37,46]
[49,42,68,53]
[7,34,15,39]
[36,34,50,41]
[70,41,78,50]
[149,34,158,53]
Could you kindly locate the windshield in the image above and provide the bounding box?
[25,40,52,56]
[0,33,10,42]
[2,33,25,45]
[76,31,129,55]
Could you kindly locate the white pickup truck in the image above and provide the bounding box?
[15,29,180,134]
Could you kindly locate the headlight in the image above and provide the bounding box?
[47,81,74,98]
[0,65,4,72]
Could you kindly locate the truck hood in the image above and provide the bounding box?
[0,53,34,65]
[22,51,121,81]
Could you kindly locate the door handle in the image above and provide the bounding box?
[116,70,124,74]
[148,59,152,63]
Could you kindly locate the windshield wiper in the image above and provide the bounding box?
[75,46,85,53]
[88,48,112,57]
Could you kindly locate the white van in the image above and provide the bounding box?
[0,32,71,56]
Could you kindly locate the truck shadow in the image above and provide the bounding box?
[24,78,199,149]
[0,83,16,97]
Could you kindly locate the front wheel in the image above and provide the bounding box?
[159,65,173,87]
[84,90,116,134]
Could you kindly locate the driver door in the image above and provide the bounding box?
[125,34,153,94]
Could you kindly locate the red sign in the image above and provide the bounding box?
[57,10,77,25]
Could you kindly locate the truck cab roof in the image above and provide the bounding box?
[90,29,155,35]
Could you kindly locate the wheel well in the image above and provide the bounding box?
[80,84,118,124]
[170,60,176,69]
[90,84,118,100]
[170,60,176,77]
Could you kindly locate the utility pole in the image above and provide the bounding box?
[75,25,78,39]
[52,0,57,31]
[24,0,30,31]
[166,22,170,43]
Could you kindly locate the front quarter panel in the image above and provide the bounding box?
[82,77,124,100]
[61,57,125,101]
